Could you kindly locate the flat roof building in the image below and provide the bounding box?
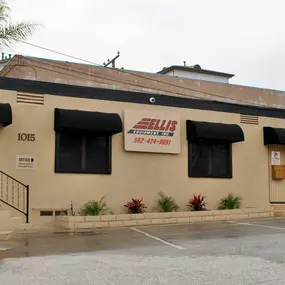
[157,63,235,83]
[0,55,285,229]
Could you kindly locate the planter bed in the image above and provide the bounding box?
[55,208,274,232]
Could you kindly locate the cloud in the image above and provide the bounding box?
[5,0,285,90]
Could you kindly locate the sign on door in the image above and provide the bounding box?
[271,151,281,165]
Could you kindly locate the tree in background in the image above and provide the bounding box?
[0,0,37,47]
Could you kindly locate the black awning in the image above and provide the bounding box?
[186,120,244,143]
[263,127,285,145]
[0,103,12,127]
[54,108,122,134]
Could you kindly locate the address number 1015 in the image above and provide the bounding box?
[18,133,36,142]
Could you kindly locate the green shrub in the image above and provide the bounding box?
[218,193,242,210]
[81,197,110,216]
[157,192,179,212]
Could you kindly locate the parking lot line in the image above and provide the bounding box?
[131,227,186,250]
[230,221,285,231]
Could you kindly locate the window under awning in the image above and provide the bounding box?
[0,103,12,127]
[54,108,122,134]
[186,120,245,143]
[263,127,285,145]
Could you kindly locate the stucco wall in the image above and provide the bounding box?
[0,89,278,224]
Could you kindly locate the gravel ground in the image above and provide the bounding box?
[1,252,285,285]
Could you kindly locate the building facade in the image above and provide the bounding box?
[1,76,285,226]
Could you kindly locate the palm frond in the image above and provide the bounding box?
[0,3,9,24]
[0,22,37,47]
[0,1,39,47]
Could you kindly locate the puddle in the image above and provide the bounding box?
[0,229,132,259]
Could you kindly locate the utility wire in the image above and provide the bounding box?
[26,64,202,102]
[12,59,268,108]
[4,46,207,102]
[25,56,266,107]
[19,41,237,102]
[18,40,100,66]
[3,62,115,87]
[16,41,266,107]
[25,57,226,102]
[17,41,231,100]
[5,55,173,97]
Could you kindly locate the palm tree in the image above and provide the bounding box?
[0,0,37,47]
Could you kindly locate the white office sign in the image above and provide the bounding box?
[124,110,181,154]
[271,151,281,165]
[16,155,37,170]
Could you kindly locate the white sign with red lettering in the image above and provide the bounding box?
[124,110,180,154]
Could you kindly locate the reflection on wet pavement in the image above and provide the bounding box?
[0,229,131,259]
[2,218,285,261]
[2,219,285,285]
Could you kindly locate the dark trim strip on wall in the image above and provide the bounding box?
[2,76,285,119]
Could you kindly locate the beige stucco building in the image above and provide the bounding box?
[1,55,285,227]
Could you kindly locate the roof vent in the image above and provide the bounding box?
[240,114,258,125]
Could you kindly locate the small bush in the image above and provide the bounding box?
[218,193,242,210]
[188,194,207,211]
[124,198,147,214]
[157,192,179,212]
[81,197,110,216]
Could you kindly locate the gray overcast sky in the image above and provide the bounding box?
[5,0,285,91]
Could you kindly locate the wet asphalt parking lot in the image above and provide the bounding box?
[2,218,285,284]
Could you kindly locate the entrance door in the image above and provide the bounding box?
[269,145,285,203]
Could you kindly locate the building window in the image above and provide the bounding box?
[55,132,111,174]
[188,141,232,178]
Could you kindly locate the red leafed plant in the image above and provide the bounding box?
[188,194,207,211]
[124,198,147,214]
